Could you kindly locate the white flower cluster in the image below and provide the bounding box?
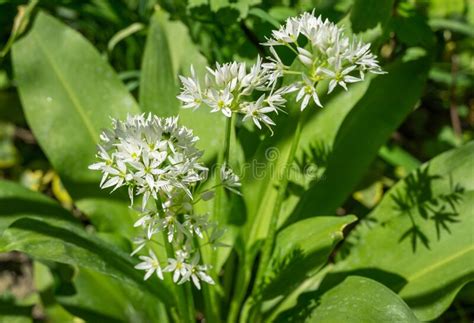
[178,13,384,119]
[89,114,206,209]
[177,59,293,132]
[263,12,385,110]
[89,114,240,289]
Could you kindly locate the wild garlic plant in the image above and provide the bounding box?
[90,10,383,302]
[89,114,239,290]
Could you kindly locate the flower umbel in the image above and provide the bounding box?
[89,113,224,289]
[263,11,385,110]
[178,57,291,132]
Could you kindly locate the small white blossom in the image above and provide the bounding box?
[241,95,277,131]
[179,253,215,289]
[135,250,163,280]
[177,66,203,110]
[164,250,189,283]
[220,164,241,195]
[296,75,322,111]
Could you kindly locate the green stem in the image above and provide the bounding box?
[202,115,233,322]
[185,282,196,322]
[213,114,233,232]
[155,201,193,322]
[252,113,304,314]
[223,115,233,164]
[227,250,248,323]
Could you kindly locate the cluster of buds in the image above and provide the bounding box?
[89,114,240,289]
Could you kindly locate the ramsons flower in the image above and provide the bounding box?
[134,250,163,280]
[178,57,291,131]
[263,11,385,110]
[89,114,207,210]
[90,113,225,289]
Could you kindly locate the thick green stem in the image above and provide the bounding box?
[253,114,304,313]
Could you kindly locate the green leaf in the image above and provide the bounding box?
[139,9,178,117]
[12,11,140,233]
[0,181,174,307]
[261,215,357,301]
[139,8,225,161]
[286,53,431,224]
[240,59,369,260]
[350,0,395,33]
[276,276,419,322]
[0,180,78,235]
[57,268,168,323]
[334,142,474,321]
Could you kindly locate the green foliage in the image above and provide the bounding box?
[0,181,174,307]
[140,9,179,117]
[277,276,420,322]
[335,142,474,321]
[261,215,357,301]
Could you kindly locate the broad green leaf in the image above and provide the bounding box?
[139,9,178,117]
[276,276,419,322]
[0,181,174,307]
[334,142,474,321]
[139,8,224,161]
[12,12,139,233]
[261,215,357,301]
[350,0,395,33]
[0,179,78,234]
[57,268,168,323]
[285,53,431,224]
[242,72,370,250]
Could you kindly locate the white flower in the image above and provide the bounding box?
[164,250,189,283]
[135,250,163,280]
[220,164,241,195]
[177,66,203,110]
[263,16,300,45]
[321,64,360,93]
[296,75,322,110]
[179,253,215,289]
[90,114,225,289]
[157,213,181,243]
[262,47,288,87]
[241,95,276,131]
[205,88,234,117]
